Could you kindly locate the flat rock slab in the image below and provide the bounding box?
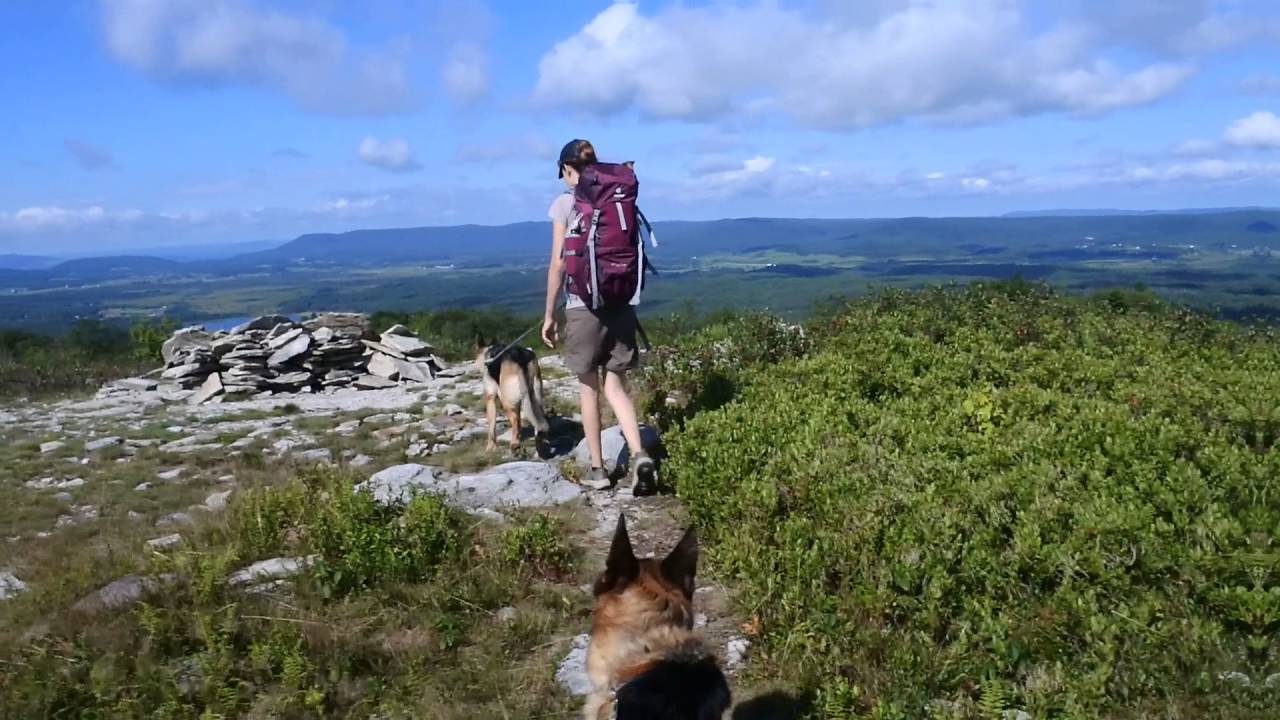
[226,556,317,587]
[85,436,124,452]
[0,571,28,601]
[145,533,183,551]
[39,441,66,454]
[356,462,582,511]
[555,634,593,696]
[72,574,177,615]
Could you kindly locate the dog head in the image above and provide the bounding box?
[591,514,698,632]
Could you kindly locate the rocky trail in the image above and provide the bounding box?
[0,316,754,711]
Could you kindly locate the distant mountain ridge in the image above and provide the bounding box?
[1003,207,1279,218]
[0,254,60,271]
[3,208,1280,291]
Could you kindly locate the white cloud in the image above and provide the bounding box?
[357,137,419,172]
[1224,111,1280,149]
[63,139,115,170]
[441,43,489,106]
[99,0,413,115]
[533,2,1194,130]
[0,205,145,231]
[322,194,389,214]
[961,177,992,191]
[1240,73,1280,96]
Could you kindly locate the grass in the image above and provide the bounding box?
[0,466,594,718]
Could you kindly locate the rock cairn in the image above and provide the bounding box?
[151,313,445,404]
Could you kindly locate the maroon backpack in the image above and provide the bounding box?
[563,162,657,310]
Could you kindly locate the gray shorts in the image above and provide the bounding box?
[563,305,639,377]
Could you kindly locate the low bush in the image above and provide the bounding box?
[666,285,1277,718]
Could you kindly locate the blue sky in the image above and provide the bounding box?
[2,0,1280,254]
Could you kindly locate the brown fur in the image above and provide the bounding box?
[583,515,726,719]
[474,341,550,455]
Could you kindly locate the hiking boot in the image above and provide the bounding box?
[584,466,612,491]
[626,453,658,496]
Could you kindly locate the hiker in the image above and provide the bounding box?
[542,138,657,494]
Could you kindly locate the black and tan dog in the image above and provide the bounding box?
[582,514,731,720]
[474,339,551,455]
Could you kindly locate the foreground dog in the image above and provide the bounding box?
[583,515,731,720]
[474,339,551,455]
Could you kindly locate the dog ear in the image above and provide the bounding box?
[594,514,639,595]
[660,527,698,600]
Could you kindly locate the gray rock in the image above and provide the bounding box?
[25,476,85,490]
[39,440,65,454]
[203,490,233,512]
[354,374,398,390]
[357,462,581,511]
[349,454,373,468]
[85,436,124,452]
[231,315,292,334]
[162,327,213,364]
[367,352,400,379]
[145,533,183,551]
[156,512,195,528]
[0,571,28,601]
[298,448,333,465]
[380,333,433,357]
[72,574,177,614]
[312,327,335,344]
[406,442,430,458]
[266,327,306,349]
[134,482,153,492]
[157,468,185,482]
[497,606,518,623]
[162,362,211,380]
[114,377,159,392]
[555,634,593,696]
[444,403,465,416]
[188,372,224,406]
[571,424,662,471]
[395,358,431,383]
[725,637,752,670]
[361,340,408,360]
[268,371,312,387]
[334,420,361,435]
[226,556,317,587]
[53,492,74,503]
[267,334,311,367]
[56,505,98,526]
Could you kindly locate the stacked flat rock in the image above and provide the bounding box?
[145,313,442,404]
[360,324,445,385]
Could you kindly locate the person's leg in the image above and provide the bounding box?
[602,369,644,458]
[578,369,610,489]
[578,370,603,468]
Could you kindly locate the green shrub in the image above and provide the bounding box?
[225,467,462,597]
[502,513,575,579]
[639,312,810,430]
[667,285,1277,718]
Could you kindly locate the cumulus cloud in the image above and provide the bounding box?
[357,137,420,172]
[1224,111,1280,149]
[533,2,1194,130]
[1172,139,1220,157]
[99,0,414,115]
[63,139,115,170]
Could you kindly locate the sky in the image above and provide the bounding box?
[2,0,1280,254]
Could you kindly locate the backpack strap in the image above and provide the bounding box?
[587,209,602,311]
[636,208,658,248]
[634,315,652,352]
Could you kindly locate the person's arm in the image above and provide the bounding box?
[542,219,566,348]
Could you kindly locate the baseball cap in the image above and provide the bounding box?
[558,138,588,178]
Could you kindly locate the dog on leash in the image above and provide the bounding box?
[582,514,732,720]
[474,339,551,455]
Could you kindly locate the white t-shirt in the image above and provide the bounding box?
[548,191,586,309]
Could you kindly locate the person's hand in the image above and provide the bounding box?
[541,315,557,349]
